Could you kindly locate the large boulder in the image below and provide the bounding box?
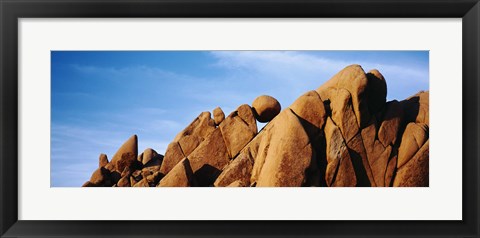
[289,90,327,130]
[173,111,216,142]
[330,88,359,143]
[214,152,254,187]
[361,117,378,159]
[401,91,429,126]
[316,64,370,128]
[347,133,376,187]
[219,104,257,159]
[158,158,195,187]
[173,111,216,157]
[370,145,392,187]
[213,107,225,125]
[384,155,397,187]
[178,135,203,157]
[98,154,108,168]
[256,109,313,187]
[140,148,158,165]
[227,180,247,187]
[324,117,357,187]
[252,95,281,122]
[397,123,429,168]
[117,175,131,187]
[88,167,111,186]
[133,178,149,187]
[159,142,186,176]
[378,100,403,147]
[394,140,429,187]
[114,152,139,174]
[187,128,231,186]
[110,135,138,172]
[366,69,387,114]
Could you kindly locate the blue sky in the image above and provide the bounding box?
[51,51,429,187]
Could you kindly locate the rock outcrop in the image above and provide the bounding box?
[252,95,281,123]
[82,64,429,187]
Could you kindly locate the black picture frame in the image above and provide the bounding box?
[1,0,479,237]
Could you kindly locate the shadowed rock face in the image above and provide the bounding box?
[82,64,429,187]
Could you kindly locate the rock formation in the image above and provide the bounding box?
[82,64,429,187]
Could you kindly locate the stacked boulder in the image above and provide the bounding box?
[82,64,429,187]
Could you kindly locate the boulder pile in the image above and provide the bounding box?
[82,64,429,187]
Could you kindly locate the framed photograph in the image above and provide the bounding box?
[1,0,479,237]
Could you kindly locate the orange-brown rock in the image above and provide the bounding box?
[252,95,281,122]
[146,171,163,186]
[385,155,397,187]
[415,91,429,125]
[178,135,203,157]
[159,142,185,175]
[142,156,162,173]
[110,135,138,171]
[219,104,257,158]
[82,181,95,187]
[188,128,231,186]
[133,178,149,187]
[131,170,143,182]
[117,176,131,187]
[330,88,359,143]
[378,100,403,147]
[213,107,225,125]
[397,123,429,168]
[227,180,247,187]
[361,117,378,159]
[324,117,357,187]
[366,69,387,114]
[256,109,313,187]
[316,64,370,128]
[401,91,429,125]
[370,145,392,187]
[347,133,375,186]
[130,177,137,186]
[214,152,253,187]
[88,167,111,186]
[120,167,131,178]
[158,158,195,187]
[114,152,139,174]
[394,140,429,187]
[98,154,108,168]
[141,148,158,165]
[173,111,215,143]
[289,90,327,130]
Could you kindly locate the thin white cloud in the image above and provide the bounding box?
[210,51,429,84]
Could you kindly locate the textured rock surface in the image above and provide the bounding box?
[256,109,313,187]
[110,135,138,172]
[187,128,231,186]
[214,153,253,187]
[82,64,428,188]
[158,158,195,187]
[324,117,357,187]
[394,140,429,187]
[219,104,257,159]
[213,107,225,125]
[98,154,108,168]
[159,142,185,176]
[366,69,387,114]
[252,95,281,122]
[397,123,428,168]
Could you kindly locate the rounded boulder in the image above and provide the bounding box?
[252,95,281,123]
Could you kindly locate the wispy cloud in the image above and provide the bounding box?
[210,51,429,101]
